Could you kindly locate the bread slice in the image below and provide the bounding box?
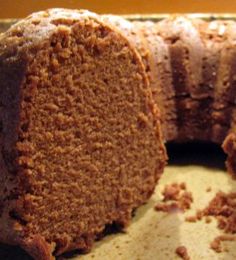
[0,9,166,259]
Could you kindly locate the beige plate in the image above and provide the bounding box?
[1,15,236,260]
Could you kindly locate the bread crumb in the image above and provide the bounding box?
[203,192,236,233]
[210,237,222,253]
[205,216,212,223]
[180,182,186,190]
[185,192,236,230]
[196,209,203,220]
[155,202,183,213]
[185,215,197,222]
[155,183,193,213]
[162,183,181,201]
[206,187,212,192]
[175,246,190,260]
[183,191,236,254]
[210,235,236,253]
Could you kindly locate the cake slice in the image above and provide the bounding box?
[0,9,166,259]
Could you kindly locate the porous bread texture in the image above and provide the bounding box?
[0,9,166,259]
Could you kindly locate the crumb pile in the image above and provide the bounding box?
[185,191,236,253]
[202,192,236,233]
[210,235,236,253]
[155,183,193,213]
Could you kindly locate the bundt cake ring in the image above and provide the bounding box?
[0,8,235,259]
